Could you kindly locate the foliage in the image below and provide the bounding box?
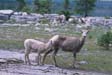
[22,6,32,14]
[64,0,70,10]
[88,35,93,39]
[104,16,111,19]
[34,0,52,14]
[60,10,71,21]
[60,0,71,21]
[16,0,26,11]
[75,0,96,17]
[97,31,112,50]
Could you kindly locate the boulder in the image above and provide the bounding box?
[0,14,9,20]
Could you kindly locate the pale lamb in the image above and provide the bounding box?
[24,39,52,65]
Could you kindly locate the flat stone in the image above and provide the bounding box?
[0,58,7,63]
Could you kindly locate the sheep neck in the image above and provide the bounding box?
[45,41,52,49]
[80,36,86,48]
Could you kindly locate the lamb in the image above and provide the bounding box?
[42,30,89,67]
[24,39,52,65]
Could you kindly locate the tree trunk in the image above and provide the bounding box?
[84,12,88,17]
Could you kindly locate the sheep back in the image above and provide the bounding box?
[61,37,81,52]
[24,39,46,52]
[49,35,66,48]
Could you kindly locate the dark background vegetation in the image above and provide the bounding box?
[0,0,112,16]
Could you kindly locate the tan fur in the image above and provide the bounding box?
[42,30,89,67]
[24,39,52,65]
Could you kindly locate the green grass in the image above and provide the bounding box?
[0,25,51,49]
[0,39,23,50]
[44,50,112,73]
[0,24,81,49]
[78,51,112,72]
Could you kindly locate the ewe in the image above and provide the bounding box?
[42,30,89,67]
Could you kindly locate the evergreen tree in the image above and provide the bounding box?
[64,0,70,10]
[75,0,96,17]
[22,6,32,14]
[61,0,71,20]
[16,0,26,11]
[34,0,39,13]
[34,0,52,14]
[47,0,52,13]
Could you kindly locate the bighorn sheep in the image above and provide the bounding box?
[42,30,89,67]
[24,39,52,65]
[68,17,85,24]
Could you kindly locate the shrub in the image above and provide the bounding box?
[104,16,110,19]
[60,10,71,21]
[22,6,32,14]
[88,35,93,39]
[97,31,112,50]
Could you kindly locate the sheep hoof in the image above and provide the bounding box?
[55,64,58,67]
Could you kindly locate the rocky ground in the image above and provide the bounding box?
[0,50,111,75]
[0,64,110,75]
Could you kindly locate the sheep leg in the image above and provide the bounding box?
[39,55,41,65]
[25,53,27,64]
[24,49,31,65]
[36,53,40,65]
[38,53,42,65]
[52,50,58,67]
[42,49,53,65]
[73,53,77,68]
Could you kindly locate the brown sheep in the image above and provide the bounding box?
[42,30,89,67]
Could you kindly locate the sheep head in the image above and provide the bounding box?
[81,30,89,37]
